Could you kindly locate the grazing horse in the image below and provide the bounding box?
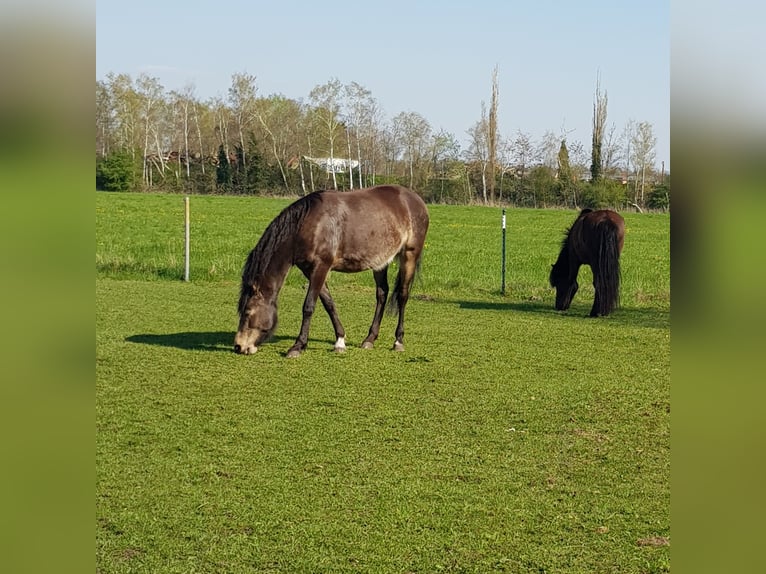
[549,208,625,317]
[234,185,430,358]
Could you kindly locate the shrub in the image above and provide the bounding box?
[96,152,137,191]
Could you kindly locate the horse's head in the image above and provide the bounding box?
[550,262,578,311]
[234,285,278,354]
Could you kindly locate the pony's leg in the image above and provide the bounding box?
[318,283,347,352]
[392,250,420,352]
[589,267,601,317]
[361,268,389,350]
[287,266,330,358]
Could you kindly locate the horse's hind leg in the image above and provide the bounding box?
[318,283,347,352]
[361,268,389,350]
[391,249,420,352]
[589,269,601,317]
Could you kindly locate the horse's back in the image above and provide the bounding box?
[573,209,625,261]
[300,186,429,272]
[581,209,625,238]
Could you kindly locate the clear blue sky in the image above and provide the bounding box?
[97,0,669,169]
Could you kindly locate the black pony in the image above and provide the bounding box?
[549,208,625,317]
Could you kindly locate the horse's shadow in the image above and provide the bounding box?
[448,299,669,329]
[452,299,553,314]
[125,332,293,352]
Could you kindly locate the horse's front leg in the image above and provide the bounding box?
[287,267,330,358]
[361,268,389,349]
[318,283,346,352]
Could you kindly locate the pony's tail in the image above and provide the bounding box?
[388,252,423,315]
[596,222,621,315]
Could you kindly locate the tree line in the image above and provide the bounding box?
[96,72,669,210]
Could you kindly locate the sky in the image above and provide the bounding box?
[97,0,669,170]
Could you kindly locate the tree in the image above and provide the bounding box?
[255,94,301,193]
[424,129,461,202]
[344,82,377,189]
[630,121,657,206]
[601,123,623,179]
[537,130,560,172]
[392,111,431,190]
[96,151,135,191]
[309,78,344,190]
[169,84,199,180]
[106,73,141,160]
[228,72,258,171]
[135,74,166,187]
[590,75,608,183]
[216,144,232,193]
[557,139,576,206]
[464,102,490,202]
[96,80,113,158]
[488,66,499,202]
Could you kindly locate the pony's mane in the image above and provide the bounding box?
[560,208,593,249]
[238,192,325,314]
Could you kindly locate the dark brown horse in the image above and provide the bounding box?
[549,208,625,317]
[234,185,430,358]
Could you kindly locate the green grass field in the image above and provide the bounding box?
[97,192,669,573]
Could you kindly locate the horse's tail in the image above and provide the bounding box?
[388,250,423,315]
[595,221,622,315]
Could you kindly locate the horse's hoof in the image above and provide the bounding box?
[334,346,346,353]
[361,341,374,350]
[286,349,302,358]
[392,341,405,352]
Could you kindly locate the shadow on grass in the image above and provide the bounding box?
[98,263,184,281]
[446,298,669,329]
[126,332,294,352]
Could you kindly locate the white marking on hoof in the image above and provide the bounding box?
[286,349,302,359]
[334,337,346,353]
[392,341,405,352]
[361,341,374,350]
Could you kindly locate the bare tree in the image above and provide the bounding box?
[591,75,608,182]
[170,84,198,179]
[465,102,490,202]
[309,78,344,189]
[537,130,560,171]
[107,73,141,160]
[255,94,301,192]
[427,129,461,201]
[630,121,657,205]
[392,111,432,189]
[488,66,499,202]
[601,123,623,179]
[136,74,165,187]
[344,82,376,189]
[96,80,113,157]
[566,139,589,182]
[211,96,230,160]
[228,72,257,170]
[510,130,536,179]
[378,121,401,180]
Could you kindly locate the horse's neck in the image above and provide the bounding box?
[259,249,293,298]
[554,244,570,268]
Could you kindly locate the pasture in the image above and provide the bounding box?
[96,192,670,573]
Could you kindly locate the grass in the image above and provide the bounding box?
[97,192,669,573]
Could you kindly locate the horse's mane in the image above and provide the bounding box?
[560,208,594,249]
[238,192,324,314]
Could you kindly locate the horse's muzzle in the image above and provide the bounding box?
[233,343,258,355]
